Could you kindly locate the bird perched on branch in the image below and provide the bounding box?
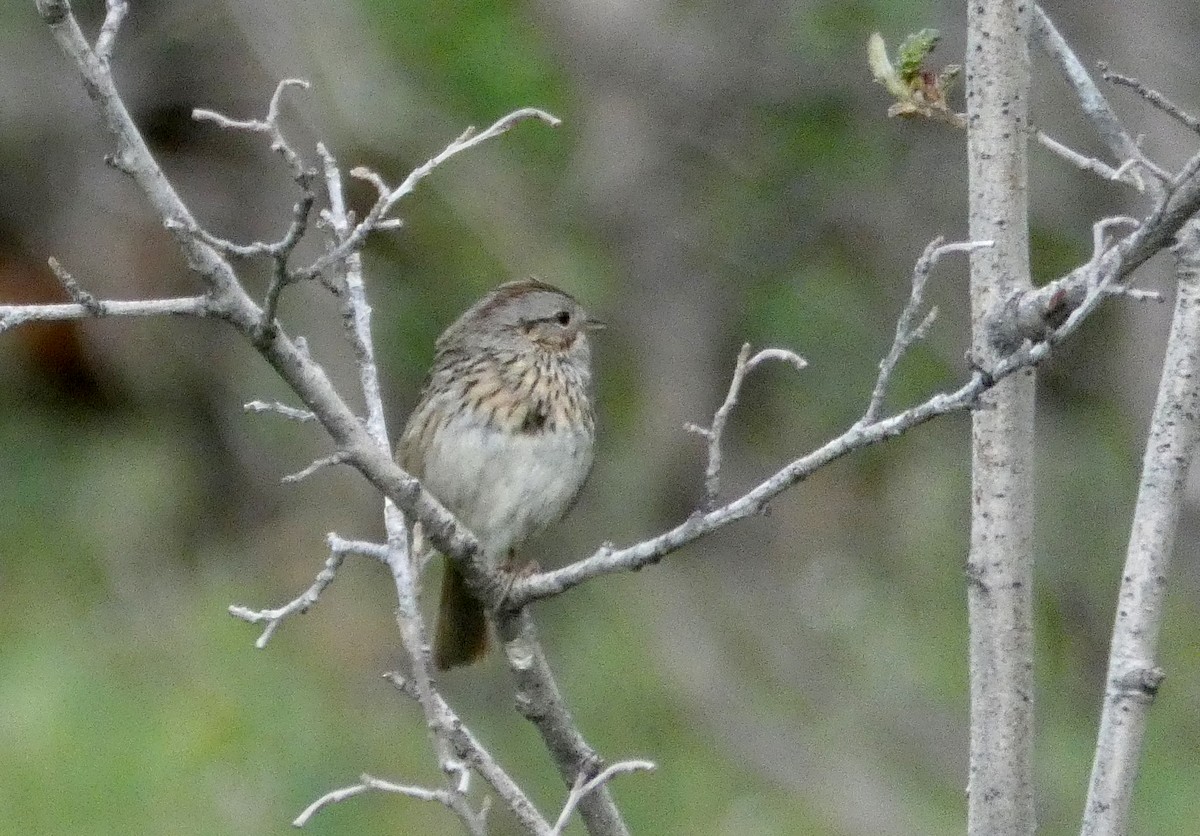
[398,280,601,669]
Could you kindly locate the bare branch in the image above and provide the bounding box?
[1033,4,1169,199]
[35,0,490,592]
[7,250,222,342]
[862,237,993,425]
[292,773,480,832]
[990,152,1200,349]
[506,208,1190,610]
[1033,129,1130,186]
[383,672,554,833]
[1098,62,1200,137]
[243,400,317,423]
[227,534,383,648]
[325,534,389,561]
[550,760,656,835]
[1090,217,1142,272]
[280,451,351,483]
[94,0,128,64]
[1081,220,1200,836]
[160,218,255,259]
[494,609,631,836]
[1104,286,1163,303]
[192,78,311,178]
[686,344,807,508]
[320,144,389,448]
[193,79,317,336]
[47,256,103,312]
[301,108,561,281]
[33,6,578,832]
[0,294,211,333]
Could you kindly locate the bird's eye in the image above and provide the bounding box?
[555,310,571,326]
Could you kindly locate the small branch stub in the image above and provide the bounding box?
[686,344,807,509]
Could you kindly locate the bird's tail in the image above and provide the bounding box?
[433,559,489,670]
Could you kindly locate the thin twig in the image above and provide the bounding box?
[1104,286,1162,303]
[192,78,311,175]
[280,451,351,483]
[1033,129,1128,186]
[1033,5,1170,199]
[292,774,470,830]
[243,400,317,422]
[94,0,127,64]
[47,257,104,313]
[227,535,385,648]
[0,295,210,333]
[863,237,994,425]
[550,760,657,835]
[301,108,561,281]
[686,344,807,509]
[1098,63,1200,137]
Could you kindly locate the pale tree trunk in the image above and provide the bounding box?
[1081,220,1200,835]
[965,1,1037,833]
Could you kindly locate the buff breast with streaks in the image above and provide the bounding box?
[398,279,600,670]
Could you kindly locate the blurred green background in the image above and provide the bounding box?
[2,0,1199,833]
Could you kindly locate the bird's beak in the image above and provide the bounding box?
[585,318,606,332]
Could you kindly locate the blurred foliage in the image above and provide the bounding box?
[2,0,1199,834]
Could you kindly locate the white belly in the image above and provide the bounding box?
[419,416,593,560]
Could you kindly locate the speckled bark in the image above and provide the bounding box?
[1081,221,1200,835]
[965,1,1037,834]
